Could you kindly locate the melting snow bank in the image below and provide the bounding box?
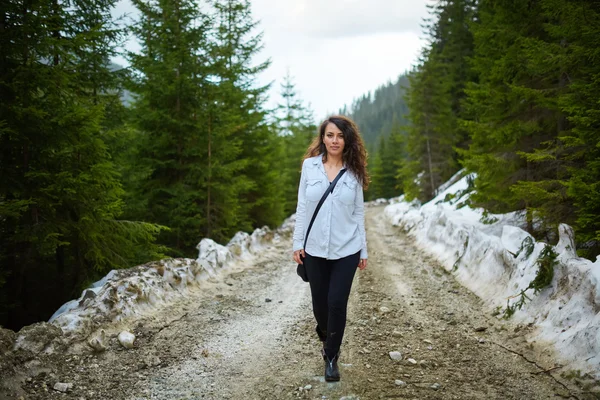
[384,171,600,377]
[4,217,295,356]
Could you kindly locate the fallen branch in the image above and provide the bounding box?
[491,340,580,400]
[532,365,564,375]
[154,312,190,336]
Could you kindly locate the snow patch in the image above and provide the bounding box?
[45,224,281,347]
[384,170,600,377]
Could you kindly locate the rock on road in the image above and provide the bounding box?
[15,206,590,400]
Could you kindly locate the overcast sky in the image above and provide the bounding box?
[112,0,430,122]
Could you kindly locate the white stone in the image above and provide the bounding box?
[87,329,107,352]
[53,382,73,393]
[395,380,407,387]
[407,358,417,365]
[118,331,136,349]
[389,351,403,361]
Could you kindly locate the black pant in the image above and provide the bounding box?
[304,250,360,360]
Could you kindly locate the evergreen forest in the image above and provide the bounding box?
[347,0,600,261]
[1,0,599,331]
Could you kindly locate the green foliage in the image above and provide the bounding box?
[515,236,535,259]
[340,76,409,201]
[342,75,410,148]
[459,0,600,258]
[402,56,455,201]
[210,0,285,232]
[126,0,217,253]
[479,210,499,225]
[275,71,317,217]
[503,244,558,318]
[554,1,600,259]
[366,128,405,202]
[126,0,281,256]
[0,0,164,329]
[402,0,476,202]
[503,290,531,319]
[376,123,405,200]
[369,136,386,199]
[530,245,558,294]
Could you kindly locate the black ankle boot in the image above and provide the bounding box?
[324,353,340,382]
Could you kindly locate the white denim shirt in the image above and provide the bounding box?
[293,154,368,260]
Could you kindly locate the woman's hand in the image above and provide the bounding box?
[293,249,306,264]
[358,258,368,270]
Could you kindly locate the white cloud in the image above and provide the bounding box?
[252,0,428,38]
[253,0,429,120]
[257,31,425,120]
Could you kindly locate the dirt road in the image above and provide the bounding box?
[12,206,592,399]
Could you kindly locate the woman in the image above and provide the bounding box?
[292,115,369,382]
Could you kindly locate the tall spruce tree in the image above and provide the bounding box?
[402,51,455,201]
[366,129,405,201]
[128,0,215,255]
[209,0,284,231]
[546,0,600,257]
[461,0,565,236]
[369,136,387,200]
[0,0,163,329]
[276,71,316,216]
[129,0,283,254]
[381,119,405,199]
[402,0,475,201]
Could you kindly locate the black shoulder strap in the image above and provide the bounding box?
[303,168,347,249]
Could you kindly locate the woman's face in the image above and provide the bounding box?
[323,122,345,158]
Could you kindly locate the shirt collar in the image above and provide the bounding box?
[312,153,348,170]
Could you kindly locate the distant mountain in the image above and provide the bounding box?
[340,74,410,151]
[109,62,134,106]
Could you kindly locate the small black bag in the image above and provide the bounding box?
[296,254,308,281]
[296,168,347,282]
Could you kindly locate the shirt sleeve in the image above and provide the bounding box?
[292,160,307,252]
[354,181,368,259]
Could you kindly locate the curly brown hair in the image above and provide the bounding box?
[303,115,370,190]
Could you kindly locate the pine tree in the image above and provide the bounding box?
[208,0,284,231]
[368,136,386,200]
[347,75,411,148]
[547,0,600,257]
[275,71,316,215]
[127,0,215,255]
[402,51,455,201]
[461,0,566,236]
[402,0,475,201]
[0,0,164,329]
[381,119,405,199]
[277,69,314,136]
